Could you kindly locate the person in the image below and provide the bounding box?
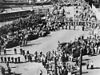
[15,58,17,63]
[40,70,43,75]
[7,62,9,68]
[23,34,28,46]
[14,48,17,54]
[8,66,11,74]
[82,25,84,31]
[34,51,38,62]
[20,49,23,55]
[11,57,14,63]
[68,71,71,75]
[73,22,76,30]
[86,60,89,69]
[22,50,25,55]
[62,66,68,75]
[4,49,6,55]
[69,23,71,30]
[28,54,32,62]
[1,66,5,75]
[24,55,27,62]
[90,60,94,69]
[68,65,72,75]
[4,57,7,63]
[27,51,29,55]
[1,57,3,63]
[18,57,20,63]
[7,62,11,74]
[8,57,10,63]
[0,48,1,55]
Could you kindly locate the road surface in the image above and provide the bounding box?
[6,28,89,54]
[0,29,92,75]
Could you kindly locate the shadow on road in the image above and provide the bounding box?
[82,71,88,74]
[83,58,90,61]
[5,72,22,75]
[24,43,42,47]
[93,67,100,69]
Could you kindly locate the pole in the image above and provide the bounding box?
[80,48,82,75]
[55,57,57,75]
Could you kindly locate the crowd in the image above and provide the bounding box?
[0,0,98,49]
[31,33,100,75]
[1,32,100,75]
[0,14,51,48]
[0,1,100,75]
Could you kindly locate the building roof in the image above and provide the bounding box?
[0,6,33,14]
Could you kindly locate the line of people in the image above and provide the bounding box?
[1,33,100,75]
[0,2,97,49]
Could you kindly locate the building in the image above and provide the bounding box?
[35,0,51,3]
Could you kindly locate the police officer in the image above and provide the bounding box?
[4,57,7,63]
[69,22,71,30]
[82,25,85,31]
[65,22,68,30]
[0,49,1,55]
[27,51,29,55]
[22,50,25,55]
[7,62,9,68]
[1,57,3,63]
[8,67,11,74]
[14,48,17,54]
[15,58,17,63]
[4,49,6,55]
[18,57,20,63]
[29,55,32,62]
[20,49,23,55]
[1,66,5,75]
[73,22,76,30]
[11,57,14,63]
[24,55,27,62]
[8,57,10,63]
[87,60,89,69]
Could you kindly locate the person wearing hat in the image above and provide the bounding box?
[22,50,25,56]
[14,48,17,54]
[0,66,5,75]
[1,57,3,63]
[18,57,20,63]
[82,25,85,31]
[20,49,23,55]
[11,57,14,63]
[4,49,6,55]
[7,57,10,63]
[27,51,29,55]
[4,57,7,63]
[15,58,17,63]
[62,66,68,75]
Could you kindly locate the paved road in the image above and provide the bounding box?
[5,28,89,54]
[0,29,91,75]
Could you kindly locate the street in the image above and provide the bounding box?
[7,27,89,54]
[0,28,89,75]
[0,28,99,75]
